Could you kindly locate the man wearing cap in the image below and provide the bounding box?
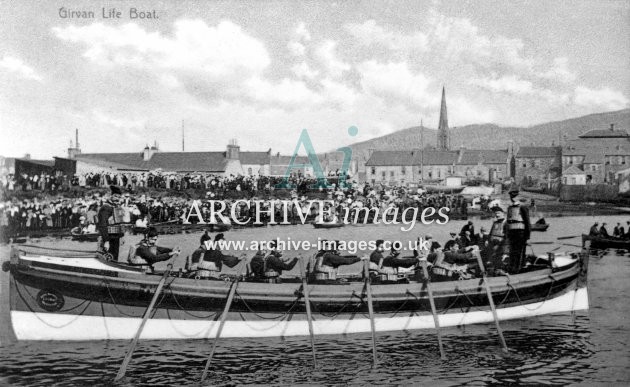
[599,223,610,238]
[187,231,212,271]
[505,185,531,273]
[130,227,179,270]
[589,222,599,236]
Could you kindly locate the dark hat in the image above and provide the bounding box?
[200,232,211,244]
[430,241,441,251]
[215,233,225,241]
[444,240,457,250]
[145,227,159,238]
[375,239,384,247]
[490,206,504,212]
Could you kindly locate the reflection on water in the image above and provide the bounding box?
[0,215,629,385]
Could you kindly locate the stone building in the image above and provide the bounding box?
[514,146,562,186]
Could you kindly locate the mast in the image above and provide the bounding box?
[420,119,424,184]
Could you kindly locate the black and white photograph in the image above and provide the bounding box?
[0,0,629,385]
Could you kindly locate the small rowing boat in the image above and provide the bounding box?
[312,222,345,229]
[70,228,100,242]
[582,234,630,250]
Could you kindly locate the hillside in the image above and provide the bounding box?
[338,109,630,166]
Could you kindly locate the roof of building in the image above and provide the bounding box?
[563,165,585,175]
[239,151,270,165]
[76,152,229,172]
[366,151,416,166]
[18,159,55,167]
[579,129,629,138]
[412,150,459,165]
[270,155,311,165]
[458,149,508,165]
[516,146,561,158]
[563,137,630,156]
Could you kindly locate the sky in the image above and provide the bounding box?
[0,0,628,159]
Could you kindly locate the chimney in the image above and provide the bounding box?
[67,129,82,159]
[227,138,240,160]
[23,153,31,160]
[143,145,152,161]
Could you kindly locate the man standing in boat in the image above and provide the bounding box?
[505,185,531,273]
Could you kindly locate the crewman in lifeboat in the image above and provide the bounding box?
[250,240,299,283]
[129,227,179,271]
[186,231,212,272]
[378,245,420,282]
[483,207,508,272]
[197,233,241,279]
[505,185,531,273]
[314,240,364,281]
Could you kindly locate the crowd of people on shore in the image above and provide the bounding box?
[0,180,485,240]
[1,170,355,196]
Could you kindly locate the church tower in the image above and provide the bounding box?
[437,86,449,151]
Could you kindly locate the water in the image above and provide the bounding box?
[0,215,629,385]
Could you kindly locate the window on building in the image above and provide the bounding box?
[428,171,433,179]
[371,167,376,175]
[401,166,406,175]
[522,162,527,168]
[390,171,395,178]
[591,165,596,171]
[381,171,386,179]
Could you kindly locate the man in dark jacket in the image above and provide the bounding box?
[505,185,531,273]
[132,227,179,268]
[202,233,240,271]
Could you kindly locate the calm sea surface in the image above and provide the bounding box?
[0,214,629,386]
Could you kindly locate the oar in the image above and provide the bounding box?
[474,253,509,354]
[419,258,446,360]
[362,258,378,368]
[298,255,317,368]
[200,257,248,383]
[558,235,580,240]
[528,241,553,245]
[114,261,174,382]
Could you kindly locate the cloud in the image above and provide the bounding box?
[53,20,270,78]
[538,57,576,83]
[291,62,319,79]
[574,86,629,111]
[345,20,428,52]
[287,22,311,57]
[92,109,146,129]
[470,75,534,95]
[315,40,350,78]
[357,60,432,108]
[0,56,42,81]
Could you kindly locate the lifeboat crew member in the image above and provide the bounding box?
[484,207,508,271]
[589,222,599,236]
[314,240,364,281]
[379,245,419,281]
[369,239,386,274]
[250,241,299,283]
[599,223,610,238]
[186,231,212,272]
[129,227,179,271]
[199,233,241,279]
[505,185,531,273]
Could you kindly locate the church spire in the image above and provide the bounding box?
[437,86,449,151]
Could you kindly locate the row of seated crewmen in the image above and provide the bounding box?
[126,228,484,282]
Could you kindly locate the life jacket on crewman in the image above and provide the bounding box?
[127,243,153,273]
[314,252,337,281]
[489,219,506,242]
[263,253,280,283]
[506,204,525,230]
[196,258,221,279]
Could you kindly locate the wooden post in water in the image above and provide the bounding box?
[474,254,509,353]
[419,258,446,359]
[200,258,248,383]
[298,256,317,368]
[114,262,174,383]
[362,258,378,367]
